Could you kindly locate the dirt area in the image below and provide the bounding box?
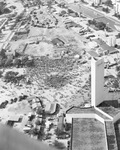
[25,42,54,57]
[0,1,93,149]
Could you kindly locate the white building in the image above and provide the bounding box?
[111,0,120,14]
[93,0,102,6]
[111,0,119,4]
[114,1,120,14]
[107,35,116,47]
[91,57,104,107]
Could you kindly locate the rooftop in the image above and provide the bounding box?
[67,3,80,13]
[97,101,120,117]
[66,106,95,114]
[66,106,110,120]
[94,39,117,53]
[8,115,21,122]
[87,50,99,57]
[98,106,120,117]
[72,118,106,150]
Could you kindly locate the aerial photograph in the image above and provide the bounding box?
[0,0,120,150]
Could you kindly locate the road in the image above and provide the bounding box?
[69,3,120,30]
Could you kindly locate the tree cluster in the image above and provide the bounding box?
[95,22,106,30]
[114,13,120,19]
[104,0,113,8]
[0,49,35,68]
[4,71,25,84]
[0,2,11,15]
[116,33,120,39]
[88,19,106,30]
[102,7,110,13]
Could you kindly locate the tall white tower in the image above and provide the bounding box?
[91,57,104,107]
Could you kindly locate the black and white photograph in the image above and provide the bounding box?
[0,0,119,150]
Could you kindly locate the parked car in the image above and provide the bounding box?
[65,22,80,29]
[86,35,95,39]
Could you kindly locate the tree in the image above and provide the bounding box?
[36,106,43,115]
[47,0,52,12]
[102,7,109,13]
[91,3,95,7]
[37,126,45,140]
[13,58,21,67]
[37,0,42,8]
[4,71,18,83]
[25,59,35,67]
[14,50,21,57]
[88,19,96,25]
[116,33,120,39]
[88,74,91,86]
[95,22,106,30]
[29,128,39,136]
[0,70,3,78]
[117,71,120,79]
[35,118,41,126]
[0,58,6,67]
[65,123,71,131]
[4,72,25,84]
[4,57,13,67]
[112,79,119,89]
[3,8,11,14]
[0,49,6,59]
[0,2,6,15]
[104,0,113,7]
[21,56,28,66]
[116,66,120,72]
